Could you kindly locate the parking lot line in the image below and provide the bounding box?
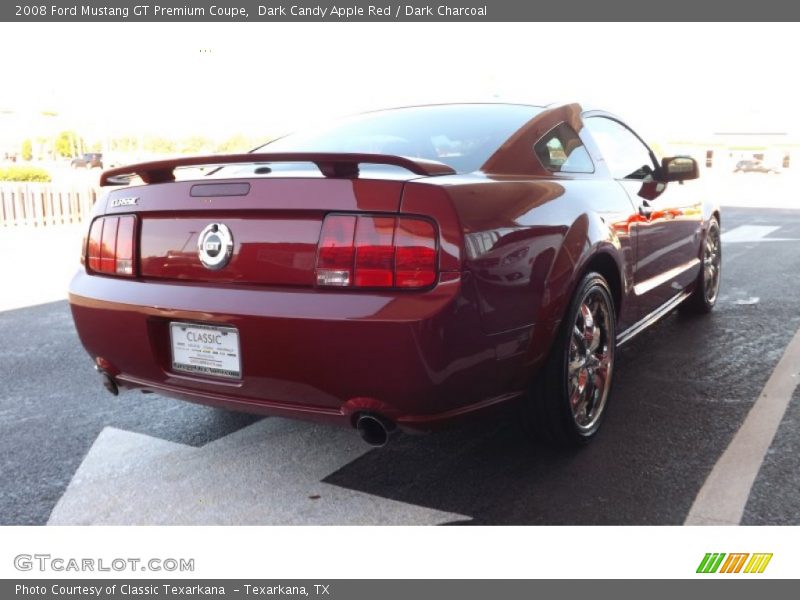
[684,326,800,525]
[48,419,468,525]
[720,225,799,243]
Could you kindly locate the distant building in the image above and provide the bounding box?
[704,131,793,170]
[664,109,799,172]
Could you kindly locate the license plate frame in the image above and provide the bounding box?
[169,322,242,380]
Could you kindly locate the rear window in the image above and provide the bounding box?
[256,104,543,174]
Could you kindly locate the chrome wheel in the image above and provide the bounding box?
[567,289,614,433]
[703,223,721,304]
[522,272,616,446]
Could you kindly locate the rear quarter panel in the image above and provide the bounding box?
[426,174,638,387]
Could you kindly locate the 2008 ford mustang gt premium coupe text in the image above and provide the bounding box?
[69,103,720,447]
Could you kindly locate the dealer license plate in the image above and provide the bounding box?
[170,323,241,379]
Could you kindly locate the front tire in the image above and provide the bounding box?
[523,272,616,447]
[680,217,721,314]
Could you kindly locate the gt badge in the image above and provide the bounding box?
[198,223,234,270]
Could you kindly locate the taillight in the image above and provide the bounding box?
[115,216,135,276]
[395,218,437,288]
[87,219,103,272]
[86,215,137,277]
[99,216,119,274]
[316,214,437,289]
[354,216,395,287]
[316,215,356,287]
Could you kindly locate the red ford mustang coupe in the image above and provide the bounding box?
[69,103,720,447]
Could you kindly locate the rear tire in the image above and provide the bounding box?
[680,217,721,314]
[522,272,616,447]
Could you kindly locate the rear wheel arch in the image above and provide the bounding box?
[533,227,626,332]
[579,251,623,319]
[548,247,623,325]
[524,247,623,382]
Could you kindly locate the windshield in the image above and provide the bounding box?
[256,104,543,174]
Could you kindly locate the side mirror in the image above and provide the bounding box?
[660,156,699,182]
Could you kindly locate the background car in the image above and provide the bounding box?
[70,152,103,169]
[734,159,779,173]
[69,103,719,448]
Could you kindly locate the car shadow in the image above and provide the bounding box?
[324,311,764,525]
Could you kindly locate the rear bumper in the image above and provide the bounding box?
[69,270,511,431]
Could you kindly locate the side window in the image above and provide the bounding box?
[534,123,594,173]
[584,117,656,180]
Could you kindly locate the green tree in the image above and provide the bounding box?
[143,136,177,155]
[180,135,213,155]
[215,134,253,154]
[55,131,82,158]
[110,136,138,153]
[21,139,33,161]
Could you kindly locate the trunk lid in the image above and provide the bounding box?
[104,177,407,287]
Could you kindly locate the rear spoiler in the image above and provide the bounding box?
[99,152,456,186]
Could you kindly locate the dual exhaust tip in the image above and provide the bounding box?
[97,367,396,448]
[355,413,398,448]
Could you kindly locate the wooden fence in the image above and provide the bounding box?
[0,184,98,228]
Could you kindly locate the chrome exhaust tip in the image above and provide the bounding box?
[95,366,119,396]
[355,414,397,448]
[102,373,119,396]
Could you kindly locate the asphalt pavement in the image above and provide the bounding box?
[1,204,799,525]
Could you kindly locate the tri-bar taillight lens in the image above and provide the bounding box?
[86,216,136,276]
[316,214,437,289]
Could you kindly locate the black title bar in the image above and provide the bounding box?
[3,0,800,21]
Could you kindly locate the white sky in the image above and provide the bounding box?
[1,22,799,143]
